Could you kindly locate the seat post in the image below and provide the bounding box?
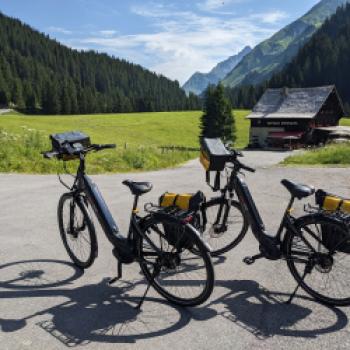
[132,195,139,212]
[276,196,295,238]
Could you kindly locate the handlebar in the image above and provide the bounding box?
[239,162,256,173]
[42,143,116,160]
[227,151,256,173]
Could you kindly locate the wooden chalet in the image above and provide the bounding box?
[247,85,345,149]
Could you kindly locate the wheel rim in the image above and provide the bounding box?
[140,221,211,303]
[61,198,92,265]
[288,220,350,303]
[203,202,245,253]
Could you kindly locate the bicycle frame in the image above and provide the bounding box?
[228,170,298,260]
[68,154,163,264]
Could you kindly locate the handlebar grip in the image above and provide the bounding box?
[241,164,256,173]
[102,144,116,149]
[94,144,116,150]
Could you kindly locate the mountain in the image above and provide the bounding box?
[182,46,252,95]
[225,3,350,113]
[0,12,200,114]
[222,0,350,89]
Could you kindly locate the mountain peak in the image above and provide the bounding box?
[182,46,252,95]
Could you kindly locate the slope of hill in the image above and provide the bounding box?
[182,46,251,95]
[0,12,200,114]
[222,0,350,89]
[226,3,350,113]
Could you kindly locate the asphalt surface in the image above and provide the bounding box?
[1,150,350,350]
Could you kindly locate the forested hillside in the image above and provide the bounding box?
[0,12,200,114]
[226,3,350,113]
[222,0,349,89]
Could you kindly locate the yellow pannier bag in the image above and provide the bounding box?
[341,200,350,214]
[316,189,350,213]
[160,193,177,207]
[323,196,342,211]
[175,194,193,211]
[159,191,205,211]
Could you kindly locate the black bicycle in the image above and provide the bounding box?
[221,151,350,306]
[43,132,214,308]
[199,166,249,256]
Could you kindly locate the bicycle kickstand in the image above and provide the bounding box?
[135,265,160,310]
[109,261,123,285]
[286,263,311,304]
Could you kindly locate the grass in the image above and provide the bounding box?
[283,118,350,166]
[282,143,350,166]
[0,110,250,174]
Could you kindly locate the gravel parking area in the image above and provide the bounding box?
[1,151,350,350]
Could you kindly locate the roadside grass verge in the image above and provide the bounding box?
[0,110,250,174]
[282,142,350,166]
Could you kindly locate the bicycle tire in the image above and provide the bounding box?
[137,216,214,307]
[200,198,248,256]
[284,213,350,306]
[58,193,97,269]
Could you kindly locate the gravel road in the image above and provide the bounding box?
[1,151,350,350]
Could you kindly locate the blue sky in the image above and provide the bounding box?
[0,0,320,84]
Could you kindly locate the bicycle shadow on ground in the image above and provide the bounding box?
[204,279,349,340]
[0,259,197,346]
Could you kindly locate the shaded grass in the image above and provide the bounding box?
[0,110,250,174]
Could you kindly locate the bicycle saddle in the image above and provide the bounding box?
[281,179,315,200]
[122,180,153,196]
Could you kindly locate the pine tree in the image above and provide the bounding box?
[200,84,235,143]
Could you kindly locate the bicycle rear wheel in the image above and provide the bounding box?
[200,198,248,256]
[285,214,350,306]
[58,193,97,269]
[137,217,214,307]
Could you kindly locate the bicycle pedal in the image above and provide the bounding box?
[243,257,255,265]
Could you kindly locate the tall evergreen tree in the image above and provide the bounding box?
[200,84,235,143]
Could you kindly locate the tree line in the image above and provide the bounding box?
[224,4,350,114]
[0,12,201,114]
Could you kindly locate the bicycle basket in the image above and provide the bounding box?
[50,131,91,160]
[200,138,231,172]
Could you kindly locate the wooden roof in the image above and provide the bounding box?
[247,85,344,120]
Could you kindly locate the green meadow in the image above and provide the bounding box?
[0,110,250,174]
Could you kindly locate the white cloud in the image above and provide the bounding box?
[47,26,72,35]
[98,30,117,37]
[199,0,243,11]
[69,2,290,84]
[251,10,288,24]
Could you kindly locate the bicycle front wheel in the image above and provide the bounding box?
[58,193,97,269]
[137,217,214,307]
[285,214,350,306]
[201,198,248,256]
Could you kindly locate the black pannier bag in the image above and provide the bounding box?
[159,191,206,249]
[50,131,91,160]
[315,189,350,254]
